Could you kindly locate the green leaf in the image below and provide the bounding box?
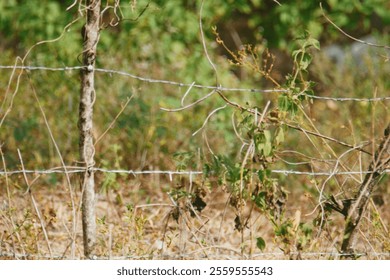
[258,170,265,182]
[278,94,290,112]
[101,172,117,193]
[263,141,272,156]
[258,170,271,181]
[253,191,267,209]
[289,102,298,116]
[263,130,272,156]
[292,49,302,62]
[275,127,285,145]
[304,37,320,50]
[299,52,312,70]
[275,221,292,236]
[256,237,266,251]
[264,130,271,141]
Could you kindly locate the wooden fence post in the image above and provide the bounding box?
[79,0,101,258]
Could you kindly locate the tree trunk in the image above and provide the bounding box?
[341,124,390,258]
[79,0,101,259]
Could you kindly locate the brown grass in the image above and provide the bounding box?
[1,171,388,260]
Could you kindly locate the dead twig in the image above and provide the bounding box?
[340,124,390,258]
[320,3,390,50]
[17,149,53,258]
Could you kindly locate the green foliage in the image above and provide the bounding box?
[13,118,38,142]
[278,34,319,118]
[256,236,266,251]
[100,144,125,193]
[1,1,64,41]
[204,155,251,192]
[0,1,81,64]
[200,33,324,253]
[211,0,390,50]
[173,151,196,171]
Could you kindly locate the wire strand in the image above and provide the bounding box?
[1,65,389,101]
[0,167,388,176]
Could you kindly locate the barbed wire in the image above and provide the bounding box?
[94,67,284,93]
[0,167,389,177]
[269,169,390,176]
[0,168,202,176]
[1,65,389,101]
[0,65,282,93]
[1,64,388,180]
[310,95,390,102]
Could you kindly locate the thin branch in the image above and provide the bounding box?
[320,3,390,50]
[0,58,24,129]
[17,149,53,258]
[23,17,83,63]
[181,81,196,106]
[192,105,227,136]
[272,0,282,6]
[199,0,219,84]
[160,90,216,112]
[0,146,26,258]
[341,124,390,257]
[27,74,77,258]
[95,94,135,145]
[285,123,372,155]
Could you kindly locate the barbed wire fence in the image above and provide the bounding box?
[0,61,390,259]
[0,64,389,181]
[1,2,390,260]
[0,62,389,260]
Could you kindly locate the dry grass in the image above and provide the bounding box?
[1,171,389,260]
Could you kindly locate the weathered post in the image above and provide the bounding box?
[79,0,101,258]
